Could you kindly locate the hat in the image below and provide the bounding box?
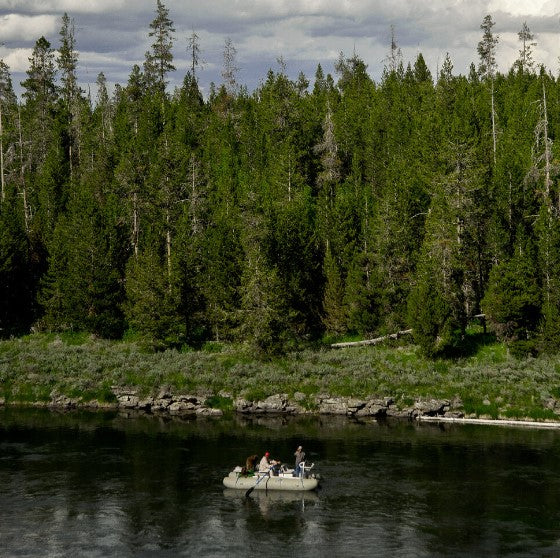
[265,452,270,457]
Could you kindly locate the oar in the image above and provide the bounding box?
[245,469,270,498]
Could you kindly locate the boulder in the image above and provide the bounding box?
[318,397,349,415]
[413,399,450,417]
[346,398,366,414]
[234,398,255,413]
[196,407,223,417]
[151,398,172,412]
[168,400,197,414]
[117,394,140,409]
[156,386,173,400]
[386,406,414,418]
[285,401,308,414]
[355,398,389,417]
[49,394,79,408]
[112,386,138,398]
[256,394,288,413]
[136,398,154,411]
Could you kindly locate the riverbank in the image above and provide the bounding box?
[2,332,560,424]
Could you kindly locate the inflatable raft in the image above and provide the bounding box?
[223,463,319,492]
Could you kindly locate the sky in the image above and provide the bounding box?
[0,0,559,99]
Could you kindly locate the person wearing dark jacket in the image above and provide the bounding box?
[293,445,305,476]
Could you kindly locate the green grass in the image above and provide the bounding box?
[1,332,560,420]
[462,397,500,419]
[204,395,233,411]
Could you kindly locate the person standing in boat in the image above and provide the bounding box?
[294,445,305,477]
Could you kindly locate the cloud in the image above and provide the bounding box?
[1,47,32,73]
[0,0,559,98]
[488,0,559,16]
[0,14,58,44]
[0,0,129,14]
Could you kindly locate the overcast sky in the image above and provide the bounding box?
[0,0,559,98]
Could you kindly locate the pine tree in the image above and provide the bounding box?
[144,0,176,93]
[21,36,58,164]
[482,231,540,344]
[535,207,560,351]
[0,192,32,336]
[0,59,18,204]
[238,213,290,353]
[408,255,456,357]
[57,13,83,178]
[477,14,499,163]
[343,251,378,335]
[94,72,113,147]
[125,248,184,348]
[525,76,560,351]
[57,13,78,105]
[321,244,345,335]
[409,141,486,354]
[515,22,536,74]
[113,65,153,258]
[477,15,498,79]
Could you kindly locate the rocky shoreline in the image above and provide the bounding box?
[232,392,465,419]
[0,392,560,428]
[0,387,466,420]
[3,388,560,428]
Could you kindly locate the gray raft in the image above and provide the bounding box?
[223,464,319,491]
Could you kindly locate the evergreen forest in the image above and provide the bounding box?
[1,5,559,357]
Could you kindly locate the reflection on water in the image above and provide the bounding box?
[223,487,320,520]
[1,408,560,556]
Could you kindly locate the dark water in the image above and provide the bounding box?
[1,409,560,557]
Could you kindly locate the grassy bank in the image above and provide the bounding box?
[1,332,560,421]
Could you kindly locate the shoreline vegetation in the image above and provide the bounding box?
[3,332,560,427]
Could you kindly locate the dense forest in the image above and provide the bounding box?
[0,4,558,356]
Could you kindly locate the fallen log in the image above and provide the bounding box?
[330,329,413,348]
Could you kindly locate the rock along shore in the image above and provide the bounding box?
[0,387,466,421]
[3,389,560,427]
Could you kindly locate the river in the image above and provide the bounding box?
[1,408,560,557]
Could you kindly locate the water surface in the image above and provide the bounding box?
[1,408,560,557]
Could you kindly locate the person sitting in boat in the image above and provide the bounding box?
[293,445,305,477]
[241,454,259,476]
[247,454,259,472]
[259,452,280,475]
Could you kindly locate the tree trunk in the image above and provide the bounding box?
[17,104,30,232]
[491,81,497,165]
[0,100,4,203]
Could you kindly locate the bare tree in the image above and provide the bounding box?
[187,30,203,80]
[385,25,402,73]
[222,37,239,94]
